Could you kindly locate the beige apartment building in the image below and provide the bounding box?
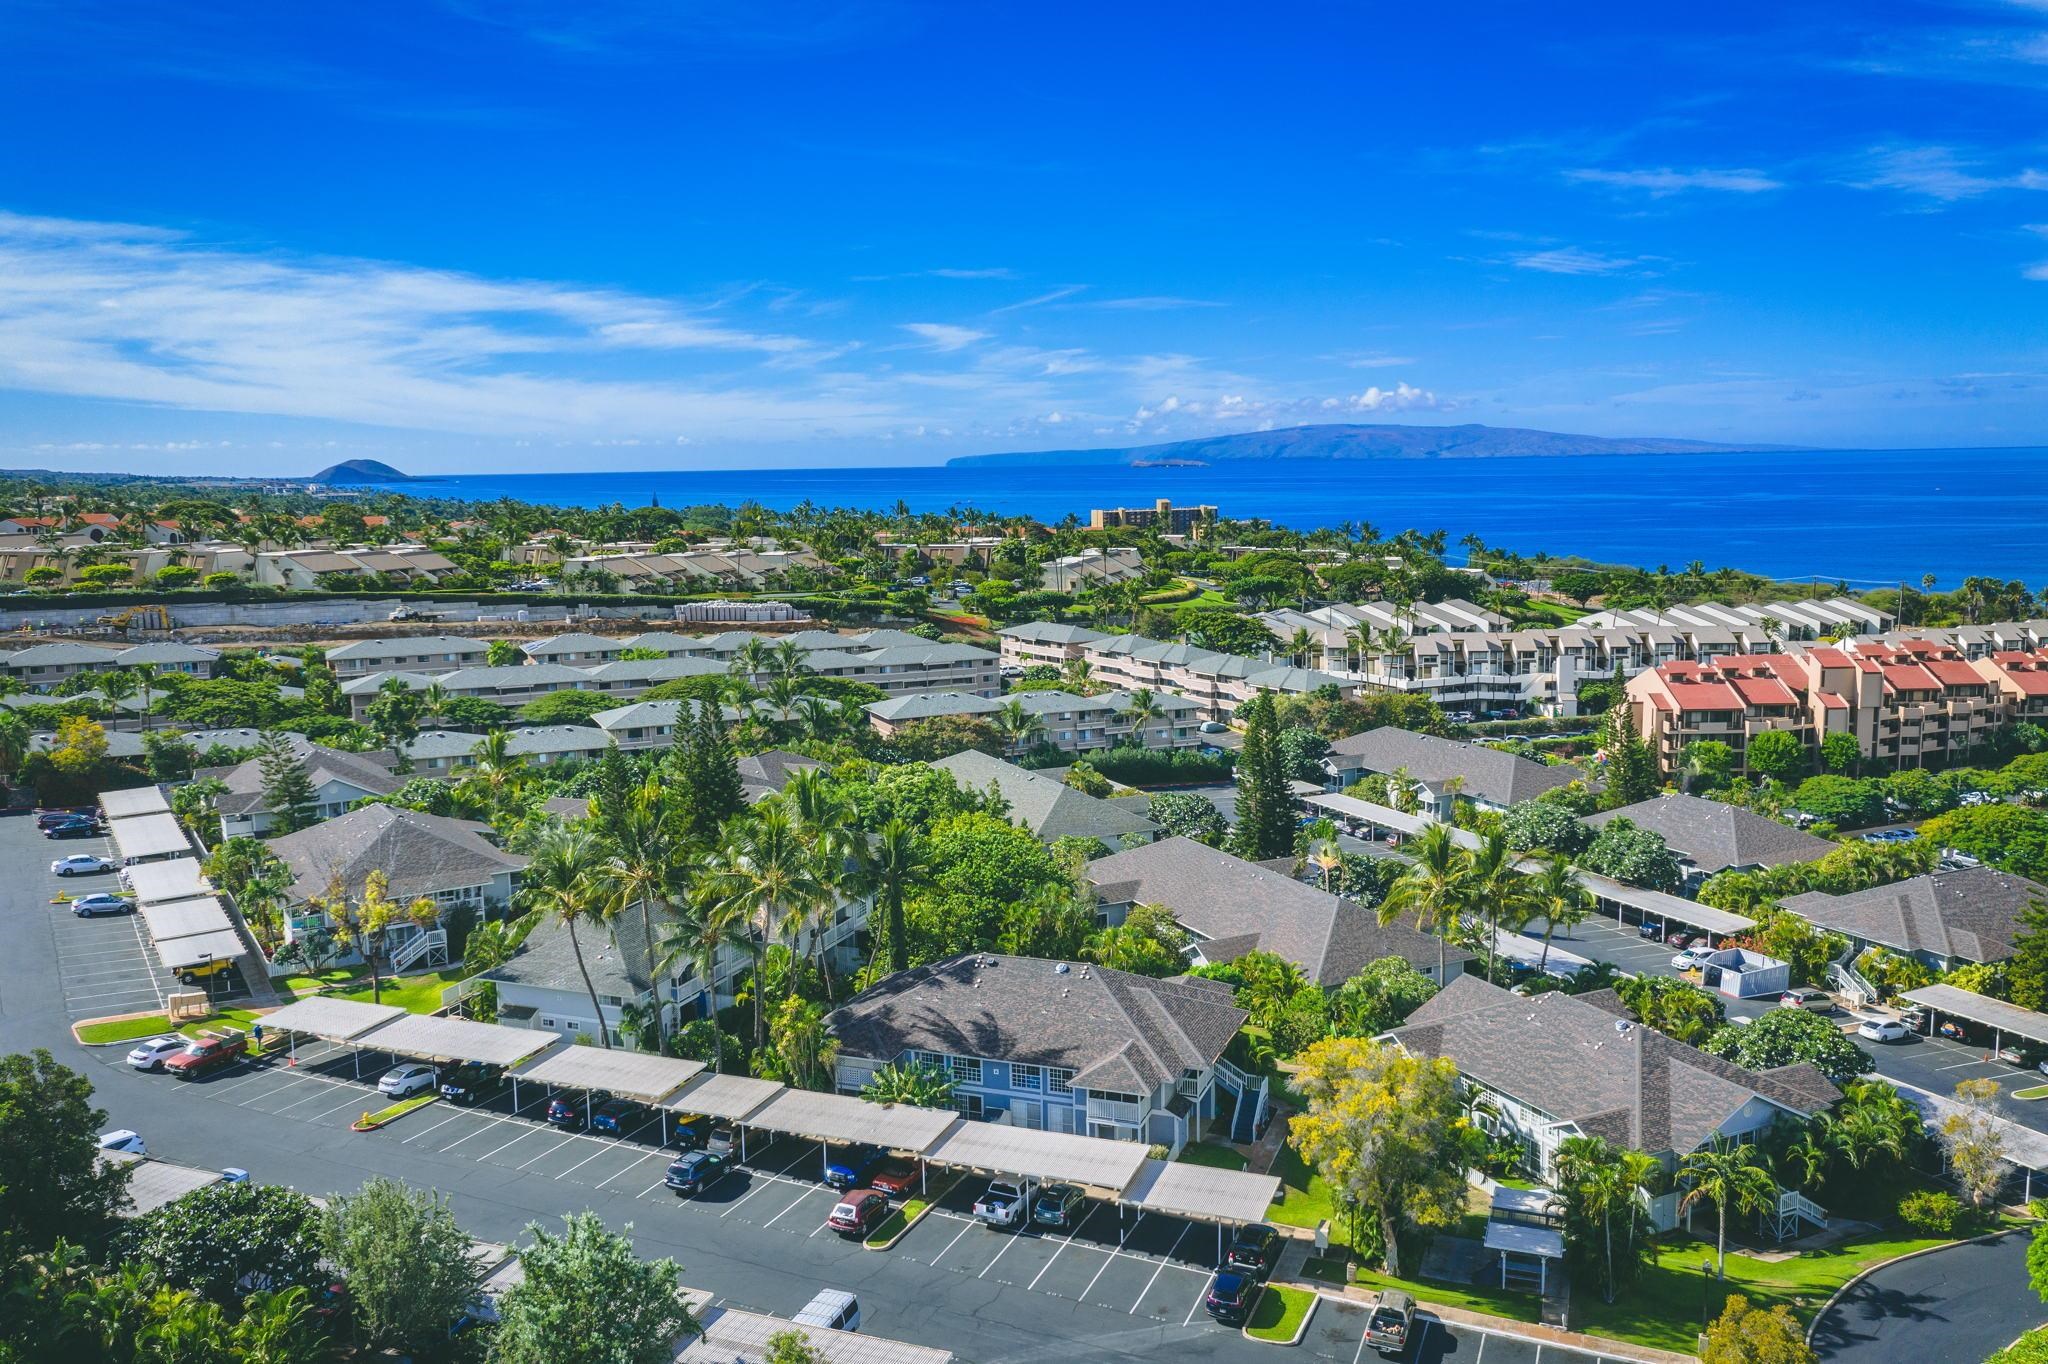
[1088,499,1218,534]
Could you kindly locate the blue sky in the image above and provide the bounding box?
[1,0,2046,474]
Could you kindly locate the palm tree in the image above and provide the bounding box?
[657,889,751,1072]
[1678,1138,1778,1276]
[779,772,856,998]
[1377,823,1470,982]
[0,708,31,778]
[1309,837,1343,893]
[420,681,450,726]
[794,694,840,743]
[1777,1119,1834,1194]
[855,817,932,974]
[702,804,829,1048]
[606,781,687,1052]
[1118,686,1163,745]
[96,667,137,718]
[991,699,1046,756]
[461,730,529,824]
[729,638,773,684]
[1465,830,1533,984]
[1531,856,1593,973]
[1060,656,1092,692]
[525,821,616,1048]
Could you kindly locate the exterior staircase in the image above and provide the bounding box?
[1763,1186,1828,1241]
[1826,953,1880,1007]
[388,927,449,973]
[1216,1057,1270,1143]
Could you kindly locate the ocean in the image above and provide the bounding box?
[402,445,2048,589]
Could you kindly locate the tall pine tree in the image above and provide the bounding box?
[1228,694,1296,861]
[1604,698,1660,807]
[257,729,316,833]
[685,700,744,841]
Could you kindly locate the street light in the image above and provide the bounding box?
[1700,1258,1716,1330]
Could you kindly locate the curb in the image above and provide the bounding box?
[1241,1286,1321,1346]
[1295,1278,1695,1364]
[1803,1226,2025,1345]
[350,1096,440,1132]
[863,1178,959,1251]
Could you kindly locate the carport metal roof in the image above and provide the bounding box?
[108,812,192,862]
[359,1013,557,1069]
[1891,1077,2048,1173]
[1578,872,1754,936]
[103,1151,224,1216]
[514,1044,705,1102]
[1901,984,2048,1047]
[124,858,212,907]
[1119,1158,1280,1226]
[1483,1220,1565,1260]
[152,928,246,971]
[1304,793,1483,849]
[746,1090,961,1153]
[139,896,232,943]
[257,996,406,1041]
[667,1072,783,1123]
[926,1120,1150,1195]
[100,786,169,820]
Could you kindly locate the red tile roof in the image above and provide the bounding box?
[1816,691,1848,710]
[1925,660,1987,688]
[1807,647,1853,667]
[1730,676,1799,706]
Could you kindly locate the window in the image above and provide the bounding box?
[1012,1063,1043,1092]
[1047,1067,1075,1096]
[955,1093,984,1118]
[946,1055,983,1086]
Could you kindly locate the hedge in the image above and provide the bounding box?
[1088,747,1235,788]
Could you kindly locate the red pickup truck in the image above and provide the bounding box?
[164,1030,247,1080]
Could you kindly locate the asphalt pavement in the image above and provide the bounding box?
[1809,1230,2047,1364]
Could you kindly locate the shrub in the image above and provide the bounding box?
[1898,1189,1963,1235]
[1089,746,1234,788]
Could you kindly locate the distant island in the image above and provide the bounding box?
[312,458,411,485]
[947,421,1804,469]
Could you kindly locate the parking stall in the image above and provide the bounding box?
[746,1089,962,1184]
[106,812,193,865]
[514,1045,706,1139]
[665,1072,783,1160]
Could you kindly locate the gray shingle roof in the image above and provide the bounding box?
[1325,726,1585,807]
[866,691,1003,722]
[115,643,220,665]
[326,634,490,660]
[268,804,528,903]
[1782,867,2048,964]
[202,734,403,817]
[998,622,1111,645]
[488,914,652,999]
[737,750,823,801]
[930,750,1159,845]
[1582,794,1836,873]
[827,952,1247,1094]
[1391,975,1838,1158]
[1085,838,1470,987]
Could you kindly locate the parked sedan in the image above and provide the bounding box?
[548,1090,610,1128]
[50,854,115,877]
[126,1036,188,1072]
[438,1062,504,1105]
[823,1144,881,1191]
[1226,1224,1283,1279]
[867,1158,921,1198]
[377,1063,438,1098]
[1204,1269,1258,1326]
[71,894,133,917]
[1858,1019,1910,1043]
[826,1190,890,1238]
[44,820,101,840]
[1671,950,1702,971]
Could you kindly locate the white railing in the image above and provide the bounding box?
[1085,1095,1146,1126]
[389,928,447,973]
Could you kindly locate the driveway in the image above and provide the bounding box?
[1810,1231,2047,1364]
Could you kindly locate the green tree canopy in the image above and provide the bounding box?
[1703,1006,1874,1083]
[323,1176,481,1353]
[0,1049,132,1252]
[490,1213,700,1364]
[1578,817,1682,891]
[127,1181,324,1307]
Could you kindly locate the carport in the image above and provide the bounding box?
[107,812,193,865]
[1580,872,1753,942]
[124,858,213,908]
[1303,793,1482,850]
[100,786,169,821]
[139,895,233,945]
[353,1012,557,1094]
[513,1045,705,1141]
[1901,984,2048,1057]
[102,1150,225,1216]
[926,1119,1150,1206]
[666,1072,783,1161]
[256,997,407,1071]
[745,1089,961,1184]
[151,928,246,986]
[1117,1157,1282,1260]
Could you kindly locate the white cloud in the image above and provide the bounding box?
[1321,382,1440,413]
[1849,146,2048,201]
[2026,261,2048,280]
[898,322,989,351]
[1511,246,1641,275]
[1567,167,1782,195]
[1338,352,1417,369]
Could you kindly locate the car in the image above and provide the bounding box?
[1671,950,1701,971]
[665,1113,710,1149]
[438,1062,504,1105]
[824,1144,881,1191]
[1031,1183,1086,1229]
[1226,1224,1282,1278]
[1204,1269,1258,1325]
[664,1150,728,1196]
[1199,720,1229,733]
[70,893,133,917]
[164,1030,247,1079]
[1365,1290,1416,1357]
[1637,921,1663,940]
[36,808,96,830]
[126,1036,187,1071]
[867,1158,921,1198]
[1858,1019,1910,1043]
[378,1063,438,1098]
[1997,1044,2048,1070]
[1666,931,1694,950]
[44,820,101,840]
[1780,988,1833,1013]
[548,1090,610,1128]
[826,1189,891,1238]
[50,854,115,877]
[705,1122,738,1158]
[791,1290,860,1334]
[972,1179,1033,1229]
[176,957,233,985]
[589,1098,640,1136]
[97,1129,146,1156]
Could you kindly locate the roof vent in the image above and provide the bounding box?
[1614,1019,1633,1035]
[1054,963,1070,974]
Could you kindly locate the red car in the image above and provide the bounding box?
[868,1158,922,1198]
[826,1189,890,1238]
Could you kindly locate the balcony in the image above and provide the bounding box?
[1085,1095,1147,1126]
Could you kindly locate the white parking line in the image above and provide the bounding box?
[555,1137,637,1181]
[402,1111,468,1144]
[515,1134,576,1171]
[1029,1206,1100,1290]
[595,1150,664,1191]
[926,1218,978,1269]
[306,1091,378,1121]
[719,1173,781,1218]
[1129,1222,1192,1314]
[761,1188,819,1230]
[1079,1215,1142,1298]
[978,1225,1027,1279]
[475,1126,545,1162]
[239,1075,321,1107]
[1181,1273,1211,1328]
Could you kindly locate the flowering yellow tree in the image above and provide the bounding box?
[1287,1036,1477,1276]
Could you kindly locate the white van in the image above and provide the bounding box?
[791,1289,859,1334]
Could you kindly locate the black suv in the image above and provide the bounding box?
[1204,1269,1257,1325]
[439,1062,504,1105]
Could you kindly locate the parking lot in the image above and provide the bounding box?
[1297,1299,1645,1364]
[28,824,168,1019]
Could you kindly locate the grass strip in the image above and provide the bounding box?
[351,1093,439,1131]
[1300,1256,1351,1286]
[2017,1085,2048,1100]
[1245,1285,1317,1342]
[1176,1141,1250,1172]
[865,1173,961,1248]
[76,1007,265,1045]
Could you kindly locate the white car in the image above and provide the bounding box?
[127,1036,188,1071]
[378,1063,438,1098]
[1671,950,1701,971]
[1858,1019,1910,1043]
[98,1129,146,1156]
[50,854,116,877]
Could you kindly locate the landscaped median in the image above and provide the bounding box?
[74,1007,268,1047]
[350,1093,439,1132]
[1243,1285,1318,1344]
[864,1174,962,1250]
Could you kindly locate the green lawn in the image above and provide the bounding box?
[279,968,466,1015]
[1245,1285,1317,1342]
[76,1007,265,1045]
[1349,1267,1543,1327]
[1177,1141,1249,1172]
[1264,1143,1343,1238]
[354,1093,439,1129]
[2018,1085,2048,1101]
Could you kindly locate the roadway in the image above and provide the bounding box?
[1808,1230,2046,1364]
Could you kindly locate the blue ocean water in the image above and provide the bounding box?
[404,446,2048,588]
